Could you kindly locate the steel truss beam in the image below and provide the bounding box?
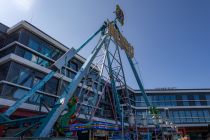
[2,25,105,118]
[33,35,108,137]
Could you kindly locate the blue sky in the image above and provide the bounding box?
[1,0,210,89]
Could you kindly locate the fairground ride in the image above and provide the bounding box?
[0,5,177,140]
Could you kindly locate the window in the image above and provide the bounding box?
[179,111,186,123]
[191,110,199,123]
[0,62,10,81]
[185,111,192,123]
[0,45,16,58]
[51,49,63,60]
[159,95,165,106]
[200,94,207,106]
[4,62,57,105]
[7,62,33,86]
[176,95,183,106]
[183,95,189,106]
[206,95,210,105]
[173,111,180,123]
[13,75,33,100]
[28,37,40,51]
[188,95,195,106]
[24,51,50,67]
[165,95,172,106]
[194,95,201,106]
[148,96,152,102]
[70,71,76,79]
[169,111,174,122]
[153,95,159,102]
[197,110,205,122]
[203,110,210,122]
[45,77,58,95]
[170,95,177,106]
[40,43,52,57]
[135,96,141,101]
[5,31,19,45]
[27,33,64,60]
[69,61,78,71]
[24,51,38,63]
[160,111,166,118]
[37,57,50,67]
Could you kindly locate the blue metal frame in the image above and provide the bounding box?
[33,35,108,137]
[126,54,151,107]
[0,20,153,139]
[88,48,107,121]
[104,38,122,122]
[2,26,104,118]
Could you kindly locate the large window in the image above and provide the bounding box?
[28,37,40,52]
[18,29,64,61]
[0,44,16,58]
[15,46,52,67]
[28,35,63,60]
[0,62,10,81]
[4,31,20,46]
[2,62,58,102]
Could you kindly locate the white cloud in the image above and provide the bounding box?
[14,0,34,11]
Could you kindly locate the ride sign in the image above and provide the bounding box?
[108,22,134,58]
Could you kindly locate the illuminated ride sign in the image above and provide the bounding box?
[66,122,119,131]
[108,22,134,58]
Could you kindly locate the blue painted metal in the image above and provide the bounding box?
[33,35,107,137]
[0,113,10,121]
[4,71,56,117]
[14,122,39,137]
[2,26,104,117]
[104,38,122,120]
[0,115,46,125]
[88,49,107,121]
[53,48,77,69]
[115,42,132,108]
[126,54,151,107]
[76,24,106,52]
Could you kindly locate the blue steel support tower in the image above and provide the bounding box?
[0,7,153,139]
